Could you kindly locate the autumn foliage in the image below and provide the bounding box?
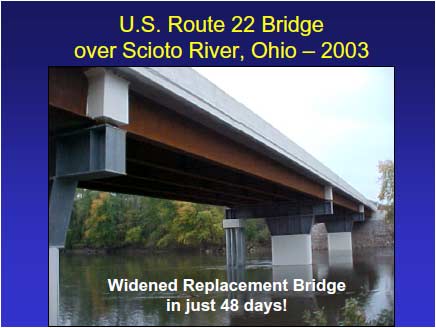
[66,190,269,250]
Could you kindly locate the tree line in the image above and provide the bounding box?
[66,190,270,250]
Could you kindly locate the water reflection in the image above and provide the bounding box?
[59,248,393,326]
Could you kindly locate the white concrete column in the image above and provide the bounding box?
[49,247,60,326]
[271,234,312,265]
[328,232,352,251]
[85,68,130,125]
[328,232,353,265]
[324,185,333,201]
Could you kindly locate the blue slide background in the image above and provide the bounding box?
[2,2,435,326]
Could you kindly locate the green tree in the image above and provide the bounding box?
[370,309,394,326]
[66,189,98,249]
[339,298,367,326]
[302,307,327,326]
[378,160,394,224]
[67,190,273,252]
[303,296,393,326]
[82,192,126,248]
[139,197,177,248]
[157,202,224,249]
[124,226,143,245]
[244,219,270,248]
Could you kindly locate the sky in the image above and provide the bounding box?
[194,67,394,201]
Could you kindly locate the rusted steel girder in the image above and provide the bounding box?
[49,67,362,213]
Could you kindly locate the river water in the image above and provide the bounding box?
[59,248,394,326]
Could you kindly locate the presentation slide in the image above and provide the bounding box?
[1,1,435,327]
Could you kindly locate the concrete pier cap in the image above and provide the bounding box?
[223,218,246,267]
[222,218,245,229]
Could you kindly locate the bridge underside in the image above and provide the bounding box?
[49,67,368,215]
[50,107,364,221]
[50,109,309,206]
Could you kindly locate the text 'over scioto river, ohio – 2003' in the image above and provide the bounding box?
[72,15,370,61]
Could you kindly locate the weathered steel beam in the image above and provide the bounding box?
[49,67,88,116]
[97,175,261,205]
[227,201,310,219]
[126,138,298,202]
[126,93,326,198]
[80,180,243,207]
[48,67,365,213]
[123,162,268,202]
[333,192,359,212]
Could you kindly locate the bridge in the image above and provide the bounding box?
[49,67,376,325]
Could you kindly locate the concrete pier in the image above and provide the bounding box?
[325,217,354,266]
[271,234,312,265]
[328,232,352,251]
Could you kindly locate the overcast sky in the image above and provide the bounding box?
[194,67,394,201]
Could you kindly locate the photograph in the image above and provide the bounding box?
[48,66,394,326]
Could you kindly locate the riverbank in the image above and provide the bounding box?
[64,242,394,257]
[64,246,224,256]
[311,219,394,250]
[63,244,269,256]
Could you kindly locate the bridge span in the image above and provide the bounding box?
[49,67,376,325]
